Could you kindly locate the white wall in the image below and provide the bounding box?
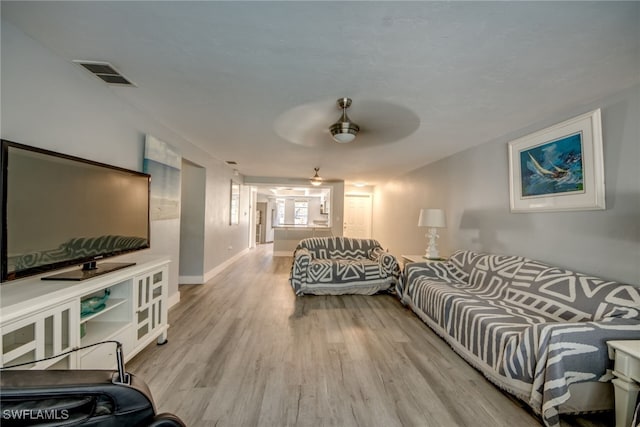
[373,85,640,284]
[1,21,249,299]
[179,160,206,277]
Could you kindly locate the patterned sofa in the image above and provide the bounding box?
[399,250,640,427]
[289,237,400,296]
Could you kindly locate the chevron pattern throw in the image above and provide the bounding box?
[400,250,640,427]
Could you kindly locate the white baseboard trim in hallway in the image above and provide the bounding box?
[179,248,250,285]
[273,250,293,257]
[178,275,203,285]
[167,291,180,309]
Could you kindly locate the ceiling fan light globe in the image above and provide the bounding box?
[329,98,359,143]
[329,121,359,143]
[310,167,323,186]
[332,132,356,143]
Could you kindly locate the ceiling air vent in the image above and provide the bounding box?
[73,60,136,86]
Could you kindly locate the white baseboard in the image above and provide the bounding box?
[203,248,250,282]
[179,275,204,284]
[178,248,250,284]
[168,291,181,309]
[273,251,293,257]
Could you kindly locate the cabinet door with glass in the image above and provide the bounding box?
[133,267,168,347]
[1,300,78,370]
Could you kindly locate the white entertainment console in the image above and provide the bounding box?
[0,255,170,370]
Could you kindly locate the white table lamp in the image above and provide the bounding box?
[418,208,446,259]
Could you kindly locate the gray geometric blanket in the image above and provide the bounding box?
[399,250,640,427]
[290,237,400,296]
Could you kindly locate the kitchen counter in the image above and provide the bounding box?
[273,225,331,230]
[273,226,333,256]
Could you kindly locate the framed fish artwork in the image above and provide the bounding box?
[508,109,605,212]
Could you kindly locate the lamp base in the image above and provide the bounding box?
[423,249,441,260]
[424,227,440,260]
[423,255,446,261]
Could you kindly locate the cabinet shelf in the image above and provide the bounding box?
[80,298,127,324]
[3,341,36,360]
[80,321,130,347]
[3,351,37,370]
[1,344,69,370]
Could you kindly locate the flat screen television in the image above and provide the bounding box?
[1,140,150,282]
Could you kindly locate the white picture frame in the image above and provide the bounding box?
[508,109,605,213]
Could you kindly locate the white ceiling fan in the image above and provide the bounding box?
[274,97,421,148]
[329,97,359,143]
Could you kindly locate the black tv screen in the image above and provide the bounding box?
[1,140,150,282]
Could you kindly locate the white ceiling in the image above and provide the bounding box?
[3,1,639,186]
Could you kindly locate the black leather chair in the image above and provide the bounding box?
[0,369,185,426]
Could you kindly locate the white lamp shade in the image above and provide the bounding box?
[418,208,446,228]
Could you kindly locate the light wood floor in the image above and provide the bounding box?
[128,244,614,427]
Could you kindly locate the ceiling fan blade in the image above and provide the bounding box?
[274,101,335,147]
[345,100,421,146]
[274,98,421,148]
